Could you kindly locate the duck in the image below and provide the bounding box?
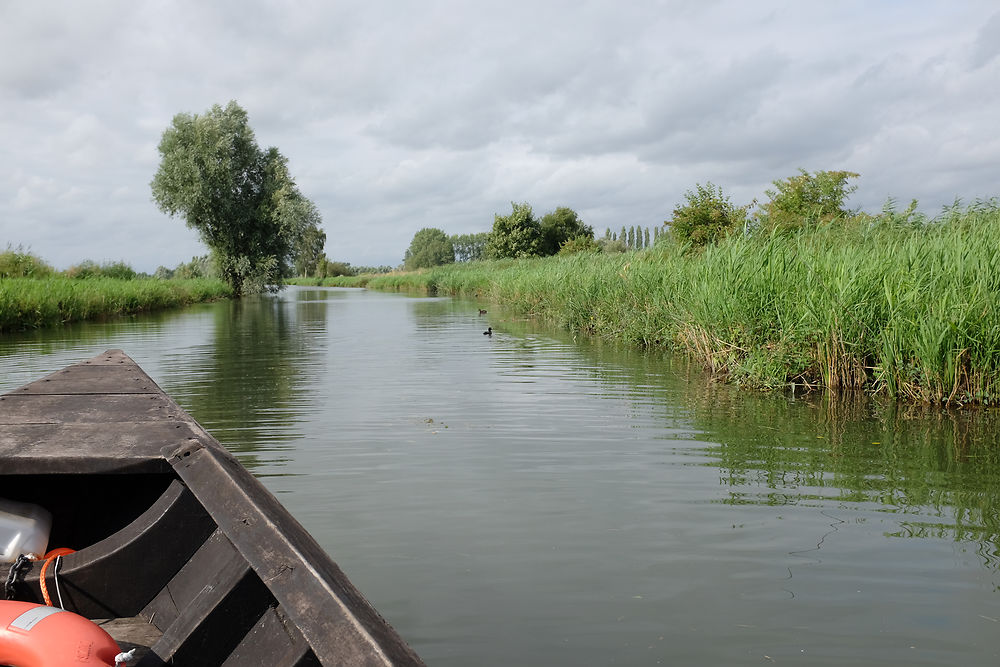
[483,327,493,336]
[478,309,488,315]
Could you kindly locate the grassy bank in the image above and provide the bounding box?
[333,204,1000,405]
[286,275,371,287]
[0,277,232,332]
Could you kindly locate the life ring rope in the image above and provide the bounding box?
[37,548,75,607]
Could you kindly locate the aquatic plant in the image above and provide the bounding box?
[359,200,1000,404]
[0,277,232,332]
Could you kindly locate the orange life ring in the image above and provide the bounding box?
[0,600,119,666]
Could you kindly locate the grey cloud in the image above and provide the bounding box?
[970,11,1000,68]
[2,1,1000,271]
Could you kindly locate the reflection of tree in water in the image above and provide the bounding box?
[171,292,328,471]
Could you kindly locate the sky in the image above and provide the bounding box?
[2,1,999,273]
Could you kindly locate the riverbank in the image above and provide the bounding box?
[0,277,232,332]
[300,203,1000,404]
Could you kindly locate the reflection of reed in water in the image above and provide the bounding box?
[683,381,1000,570]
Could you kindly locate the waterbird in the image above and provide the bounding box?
[479,309,488,315]
[483,327,492,336]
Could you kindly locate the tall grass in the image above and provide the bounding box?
[357,203,1000,404]
[0,277,232,332]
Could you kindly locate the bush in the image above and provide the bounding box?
[668,182,747,247]
[559,236,601,255]
[0,247,54,278]
[485,202,542,259]
[315,259,355,277]
[64,260,101,279]
[173,255,217,279]
[63,260,136,280]
[597,238,628,254]
[757,169,859,232]
[540,207,593,256]
[98,261,137,280]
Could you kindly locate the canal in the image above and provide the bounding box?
[1,286,998,665]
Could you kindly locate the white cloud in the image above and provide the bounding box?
[1,0,999,271]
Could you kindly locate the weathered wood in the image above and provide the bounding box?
[0,422,192,474]
[24,480,217,618]
[10,366,159,395]
[142,529,241,631]
[0,393,180,424]
[165,439,423,666]
[95,617,162,662]
[0,350,425,666]
[221,606,320,667]
[146,551,273,666]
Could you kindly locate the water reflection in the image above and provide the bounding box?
[3,287,1000,664]
[684,386,1000,567]
[159,294,329,471]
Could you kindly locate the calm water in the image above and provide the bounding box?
[2,286,999,665]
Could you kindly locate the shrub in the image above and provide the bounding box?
[316,259,354,277]
[64,260,101,279]
[558,236,601,255]
[597,238,628,254]
[485,202,542,259]
[540,207,593,256]
[0,247,54,278]
[173,255,217,279]
[668,182,747,247]
[757,169,859,232]
[98,261,137,280]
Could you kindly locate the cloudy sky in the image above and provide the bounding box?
[2,1,998,272]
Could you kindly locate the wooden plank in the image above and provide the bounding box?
[6,350,158,396]
[143,529,239,631]
[11,365,159,395]
[24,480,217,618]
[164,439,425,666]
[95,617,163,664]
[0,422,196,474]
[0,393,179,425]
[148,551,274,666]
[69,349,136,366]
[221,606,321,667]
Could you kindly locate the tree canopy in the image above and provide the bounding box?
[758,169,859,231]
[150,101,323,295]
[404,227,455,270]
[539,207,593,255]
[485,202,543,259]
[450,232,490,262]
[669,182,746,247]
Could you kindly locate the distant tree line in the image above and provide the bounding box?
[601,225,657,251]
[399,169,904,271]
[403,203,599,270]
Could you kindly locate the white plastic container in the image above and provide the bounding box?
[0,498,52,561]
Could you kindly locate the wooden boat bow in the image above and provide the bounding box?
[0,350,424,666]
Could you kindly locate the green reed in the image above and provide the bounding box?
[358,204,1000,404]
[0,277,232,332]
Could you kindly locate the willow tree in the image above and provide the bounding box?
[151,101,321,295]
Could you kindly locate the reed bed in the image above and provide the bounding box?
[356,205,1000,404]
[0,277,232,332]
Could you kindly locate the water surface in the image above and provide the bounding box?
[1,287,998,665]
